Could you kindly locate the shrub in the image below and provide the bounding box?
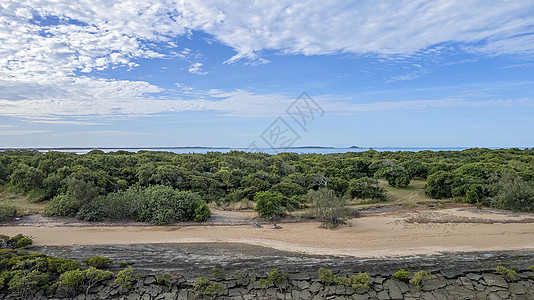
[43,194,82,218]
[7,269,50,298]
[318,267,336,285]
[392,269,411,282]
[232,271,248,285]
[349,272,372,289]
[318,268,371,289]
[16,237,32,248]
[254,191,286,220]
[258,268,288,291]
[495,266,517,281]
[0,202,18,222]
[136,186,210,225]
[156,273,172,287]
[374,166,411,187]
[59,269,85,292]
[193,277,225,297]
[83,267,113,294]
[83,256,113,269]
[114,267,134,288]
[118,261,129,268]
[0,234,32,249]
[47,257,81,274]
[488,173,534,212]
[210,267,225,280]
[347,177,387,201]
[409,270,431,290]
[307,188,352,228]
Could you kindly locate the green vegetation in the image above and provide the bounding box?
[495,266,517,281]
[2,148,534,224]
[318,268,371,289]
[209,267,225,280]
[0,234,33,249]
[258,268,288,290]
[82,256,113,269]
[254,191,286,220]
[308,188,352,228]
[232,271,248,285]
[392,269,411,282]
[193,276,225,298]
[409,270,431,290]
[114,266,134,288]
[156,273,172,287]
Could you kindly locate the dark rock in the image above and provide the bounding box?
[509,282,528,294]
[466,273,483,281]
[421,292,437,300]
[441,270,464,279]
[144,276,157,286]
[422,279,447,291]
[483,274,508,288]
[377,290,391,300]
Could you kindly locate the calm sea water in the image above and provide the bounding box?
[26,146,510,155]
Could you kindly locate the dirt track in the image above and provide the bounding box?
[2,207,534,257]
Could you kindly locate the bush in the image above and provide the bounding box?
[83,267,113,294]
[258,268,288,290]
[16,237,32,248]
[375,166,410,187]
[307,188,352,228]
[392,269,411,282]
[47,257,81,274]
[318,267,336,285]
[43,194,82,218]
[83,256,113,269]
[7,269,49,298]
[254,191,286,220]
[0,202,18,222]
[347,177,387,201]
[349,272,372,289]
[59,269,85,292]
[232,271,248,285]
[495,266,517,281]
[114,266,134,288]
[136,186,210,225]
[156,273,172,287]
[0,234,32,249]
[409,270,431,290]
[318,268,371,289]
[488,173,534,211]
[210,267,225,280]
[193,276,225,297]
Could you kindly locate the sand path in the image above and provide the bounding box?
[2,208,534,257]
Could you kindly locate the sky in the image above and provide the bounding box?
[1,0,534,149]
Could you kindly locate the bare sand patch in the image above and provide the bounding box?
[2,207,534,257]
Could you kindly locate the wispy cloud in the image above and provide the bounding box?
[0,130,48,135]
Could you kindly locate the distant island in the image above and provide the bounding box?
[349,146,362,148]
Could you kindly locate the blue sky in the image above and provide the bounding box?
[1,1,534,148]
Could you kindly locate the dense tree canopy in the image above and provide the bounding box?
[1,147,534,222]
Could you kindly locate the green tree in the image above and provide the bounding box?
[254,191,286,220]
[375,166,410,187]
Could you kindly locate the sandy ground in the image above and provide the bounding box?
[2,207,534,258]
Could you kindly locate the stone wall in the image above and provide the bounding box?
[2,267,533,300]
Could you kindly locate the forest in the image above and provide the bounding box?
[1,148,534,225]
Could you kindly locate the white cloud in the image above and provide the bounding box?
[188,62,206,74]
[1,0,533,125]
[0,130,48,135]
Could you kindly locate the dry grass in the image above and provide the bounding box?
[351,179,450,209]
[0,191,46,215]
[214,199,256,211]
